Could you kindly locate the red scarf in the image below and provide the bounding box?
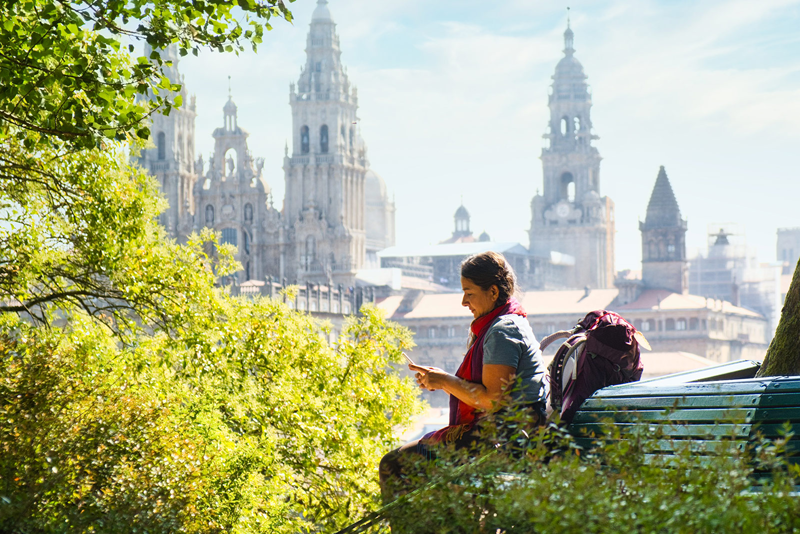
[425,297,527,444]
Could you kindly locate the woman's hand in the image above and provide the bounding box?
[408,363,449,392]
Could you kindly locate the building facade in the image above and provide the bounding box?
[137,44,198,240]
[529,22,615,289]
[142,0,395,287]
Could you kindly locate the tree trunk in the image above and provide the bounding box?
[756,257,800,377]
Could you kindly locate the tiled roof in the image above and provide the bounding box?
[615,289,762,317]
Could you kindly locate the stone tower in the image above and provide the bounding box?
[529,22,614,289]
[194,93,279,282]
[138,44,198,240]
[282,0,369,285]
[640,166,688,294]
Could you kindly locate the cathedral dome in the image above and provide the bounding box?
[554,54,585,78]
[365,169,388,203]
[312,0,332,21]
[455,204,470,219]
[223,97,237,113]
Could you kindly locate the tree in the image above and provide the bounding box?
[0,0,292,328]
[757,257,800,377]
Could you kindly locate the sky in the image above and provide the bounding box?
[175,0,800,272]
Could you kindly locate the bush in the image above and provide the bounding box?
[0,300,422,533]
[374,412,800,534]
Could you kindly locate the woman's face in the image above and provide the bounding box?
[461,277,499,319]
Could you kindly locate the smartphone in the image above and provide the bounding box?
[402,352,416,366]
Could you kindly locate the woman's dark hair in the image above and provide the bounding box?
[460,251,516,305]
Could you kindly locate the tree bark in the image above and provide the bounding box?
[756,257,800,377]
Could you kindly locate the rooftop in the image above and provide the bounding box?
[377,241,531,259]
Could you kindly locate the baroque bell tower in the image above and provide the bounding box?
[529,21,614,288]
[282,0,369,285]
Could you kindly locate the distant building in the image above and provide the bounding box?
[378,201,575,290]
[529,22,615,289]
[688,227,781,335]
[777,228,800,275]
[140,0,396,286]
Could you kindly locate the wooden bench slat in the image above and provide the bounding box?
[569,422,752,438]
[572,407,756,424]
[580,394,763,410]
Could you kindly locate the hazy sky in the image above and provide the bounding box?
[175,0,800,272]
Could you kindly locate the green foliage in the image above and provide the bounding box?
[0,301,422,533]
[0,0,293,323]
[375,417,800,534]
[0,0,293,151]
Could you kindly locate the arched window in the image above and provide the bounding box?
[573,116,581,134]
[243,231,250,254]
[320,125,329,153]
[676,319,687,331]
[157,131,166,160]
[560,117,569,136]
[560,172,575,201]
[221,228,237,247]
[666,318,676,331]
[301,126,310,154]
[244,203,253,223]
[689,317,700,330]
[245,262,250,281]
[205,205,214,225]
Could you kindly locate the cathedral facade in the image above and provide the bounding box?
[138,0,395,286]
[529,23,615,289]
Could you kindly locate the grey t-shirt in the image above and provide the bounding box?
[482,314,549,405]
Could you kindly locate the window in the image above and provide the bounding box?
[560,172,575,202]
[205,205,214,225]
[320,125,329,153]
[243,231,250,254]
[689,317,699,330]
[315,61,321,72]
[634,319,643,331]
[221,228,237,247]
[244,203,253,223]
[305,235,316,261]
[428,327,436,339]
[676,319,687,331]
[349,126,354,148]
[301,125,310,154]
[245,261,250,281]
[560,116,568,136]
[666,318,675,331]
[157,131,166,160]
[645,319,655,332]
[573,116,581,137]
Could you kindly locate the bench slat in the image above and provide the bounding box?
[572,407,756,424]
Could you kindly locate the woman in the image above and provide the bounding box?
[379,251,548,501]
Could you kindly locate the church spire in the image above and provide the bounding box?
[644,166,682,228]
[564,8,574,55]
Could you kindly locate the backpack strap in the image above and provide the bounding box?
[538,329,575,352]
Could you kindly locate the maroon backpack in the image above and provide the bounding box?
[541,310,645,424]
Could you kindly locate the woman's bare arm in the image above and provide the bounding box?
[409,363,516,412]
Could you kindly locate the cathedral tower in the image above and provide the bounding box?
[529,22,614,288]
[194,93,278,282]
[138,44,198,240]
[283,0,369,284]
[640,166,688,294]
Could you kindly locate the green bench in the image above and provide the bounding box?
[568,360,800,471]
